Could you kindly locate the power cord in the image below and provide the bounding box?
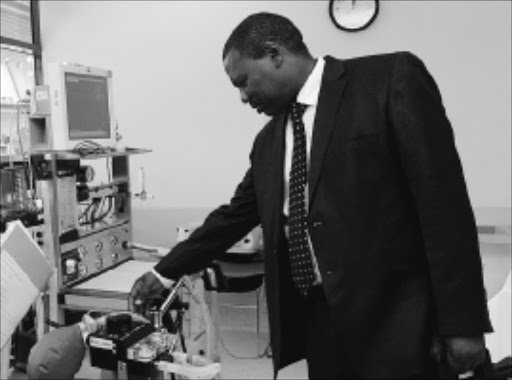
[215,323,272,360]
[182,286,271,360]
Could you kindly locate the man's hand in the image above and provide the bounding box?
[128,271,166,314]
[444,335,486,374]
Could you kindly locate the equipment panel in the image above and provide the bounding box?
[60,222,131,286]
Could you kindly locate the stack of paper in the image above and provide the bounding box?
[1,221,54,349]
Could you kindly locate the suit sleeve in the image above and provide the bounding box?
[154,153,260,280]
[389,52,492,336]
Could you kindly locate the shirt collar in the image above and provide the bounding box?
[296,57,325,107]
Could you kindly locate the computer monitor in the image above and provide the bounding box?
[44,62,117,151]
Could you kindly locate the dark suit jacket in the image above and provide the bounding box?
[155,52,492,378]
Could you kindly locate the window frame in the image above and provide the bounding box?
[0,0,43,84]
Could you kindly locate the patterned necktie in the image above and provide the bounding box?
[288,102,316,296]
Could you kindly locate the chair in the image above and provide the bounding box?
[202,251,266,353]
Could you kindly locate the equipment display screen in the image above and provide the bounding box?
[65,73,111,140]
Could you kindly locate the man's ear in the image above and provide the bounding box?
[264,42,283,68]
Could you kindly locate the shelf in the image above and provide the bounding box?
[0,103,30,111]
[0,154,26,165]
[30,147,152,160]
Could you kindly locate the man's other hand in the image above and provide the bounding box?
[129,271,166,314]
[444,335,486,374]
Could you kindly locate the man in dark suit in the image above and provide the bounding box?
[130,12,492,379]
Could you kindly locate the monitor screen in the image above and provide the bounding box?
[65,72,111,140]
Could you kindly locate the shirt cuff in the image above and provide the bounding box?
[152,268,175,289]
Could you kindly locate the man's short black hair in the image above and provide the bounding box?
[223,12,309,60]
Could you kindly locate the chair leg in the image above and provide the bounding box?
[256,288,260,351]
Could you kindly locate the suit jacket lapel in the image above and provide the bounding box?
[268,113,287,244]
[309,56,349,205]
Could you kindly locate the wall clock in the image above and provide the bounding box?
[329,0,379,32]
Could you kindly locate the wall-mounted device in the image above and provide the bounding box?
[30,62,117,152]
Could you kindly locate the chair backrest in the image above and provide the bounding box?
[202,261,264,293]
[224,274,264,293]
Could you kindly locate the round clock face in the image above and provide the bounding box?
[329,0,379,32]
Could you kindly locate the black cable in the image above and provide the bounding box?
[73,140,112,156]
[91,197,105,224]
[212,319,271,360]
[78,201,96,225]
[106,157,112,183]
[178,310,188,353]
[88,199,100,224]
[79,198,99,225]
[79,196,113,226]
[92,196,112,224]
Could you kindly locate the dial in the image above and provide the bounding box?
[329,0,379,32]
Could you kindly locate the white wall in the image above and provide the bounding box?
[39,1,511,214]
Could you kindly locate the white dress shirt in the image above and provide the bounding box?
[283,57,325,284]
[152,268,175,288]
